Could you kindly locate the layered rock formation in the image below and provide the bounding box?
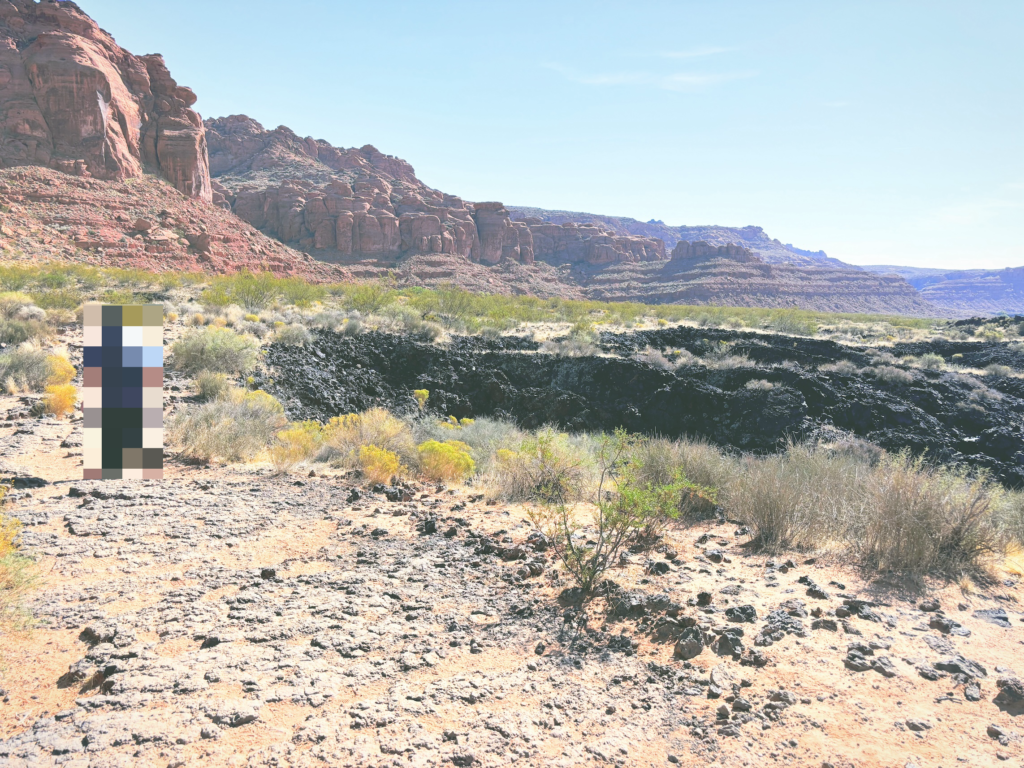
[671,239,758,263]
[508,206,855,268]
[513,216,664,265]
[0,0,211,200]
[863,265,1024,315]
[206,116,536,266]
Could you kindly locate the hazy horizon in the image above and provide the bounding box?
[84,0,1023,271]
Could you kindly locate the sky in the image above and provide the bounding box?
[84,0,1023,270]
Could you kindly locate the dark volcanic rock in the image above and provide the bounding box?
[254,327,1024,486]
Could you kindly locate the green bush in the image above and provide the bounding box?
[490,426,593,503]
[0,318,47,345]
[172,327,259,375]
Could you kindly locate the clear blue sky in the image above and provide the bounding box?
[85,0,1022,270]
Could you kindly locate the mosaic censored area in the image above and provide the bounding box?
[82,303,164,480]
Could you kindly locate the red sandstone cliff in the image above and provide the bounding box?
[0,0,210,200]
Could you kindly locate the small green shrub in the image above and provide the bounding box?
[413,389,429,409]
[0,318,47,345]
[30,288,81,310]
[984,364,1013,377]
[172,327,259,375]
[325,408,417,468]
[918,353,945,370]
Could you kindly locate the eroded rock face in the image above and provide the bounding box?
[0,0,211,200]
[671,240,759,262]
[206,115,540,265]
[516,217,665,265]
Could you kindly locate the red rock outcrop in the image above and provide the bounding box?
[671,239,759,263]
[515,217,665,265]
[0,0,211,200]
[206,115,539,266]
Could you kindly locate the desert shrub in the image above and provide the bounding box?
[325,408,417,468]
[637,347,673,370]
[244,313,260,323]
[41,384,77,418]
[311,310,345,331]
[871,365,914,385]
[0,492,39,632]
[342,317,363,336]
[203,271,279,312]
[194,370,231,401]
[275,323,311,346]
[0,291,34,319]
[858,455,1006,575]
[984,364,1013,377]
[0,318,47,345]
[31,288,81,310]
[344,281,394,314]
[0,266,34,291]
[1009,341,1024,354]
[726,445,864,550]
[0,348,50,393]
[46,355,75,386]
[169,389,285,463]
[489,426,593,503]
[279,277,326,307]
[541,332,598,358]
[413,389,429,409]
[918,353,945,370]
[418,440,475,483]
[417,321,443,341]
[172,327,259,375]
[359,445,405,483]
[976,324,1004,342]
[744,378,775,391]
[530,430,692,593]
[271,421,325,473]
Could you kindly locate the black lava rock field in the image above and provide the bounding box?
[254,327,1024,488]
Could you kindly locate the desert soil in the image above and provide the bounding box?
[0,400,1022,768]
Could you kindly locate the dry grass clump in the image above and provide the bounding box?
[541,332,599,358]
[870,365,914,385]
[275,323,312,347]
[984,364,1014,377]
[171,327,259,375]
[0,486,40,632]
[858,456,1006,574]
[325,408,417,468]
[194,370,231,402]
[169,389,286,463]
[637,347,673,370]
[0,348,74,393]
[744,378,775,391]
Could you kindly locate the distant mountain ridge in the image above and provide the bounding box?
[862,265,1024,315]
[505,206,854,269]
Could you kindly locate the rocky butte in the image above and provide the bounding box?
[0,0,211,200]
